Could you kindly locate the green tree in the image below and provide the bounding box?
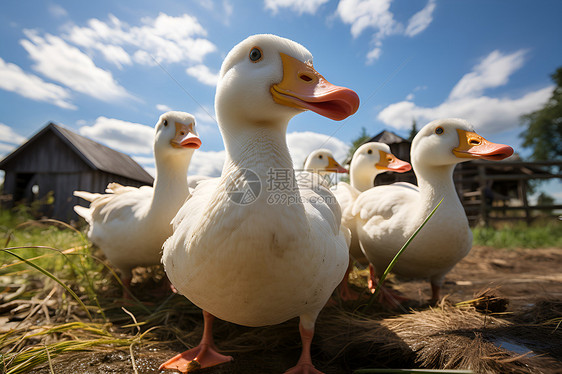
[408,119,418,142]
[537,192,555,215]
[520,67,562,161]
[346,127,371,160]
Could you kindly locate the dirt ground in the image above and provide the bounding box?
[398,245,562,309]
[32,245,562,374]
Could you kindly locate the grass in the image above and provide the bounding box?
[472,219,562,248]
[0,208,139,372]
[0,206,210,373]
[0,204,560,373]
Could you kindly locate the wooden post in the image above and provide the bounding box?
[478,165,488,226]
[519,180,532,225]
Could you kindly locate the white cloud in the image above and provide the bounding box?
[265,0,330,14]
[0,57,76,109]
[405,0,436,37]
[222,0,234,22]
[449,50,527,100]
[336,0,435,63]
[132,155,155,165]
[287,131,349,168]
[193,106,217,125]
[20,30,132,102]
[79,117,154,155]
[191,107,219,135]
[189,150,225,177]
[377,50,552,134]
[0,123,26,144]
[97,44,132,69]
[186,64,219,86]
[132,155,156,176]
[336,0,398,38]
[48,4,68,18]
[65,13,216,66]
[156,104,173,112]
[0,143,16,156]
[366,47,382,64]
[0,124,25,157]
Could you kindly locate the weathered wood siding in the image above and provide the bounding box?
[2,131,88,173]
[1,131,152,221]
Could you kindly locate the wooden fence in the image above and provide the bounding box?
[454,160,562,226]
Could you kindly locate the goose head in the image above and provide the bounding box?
[215,34,360,135]
[350,142,411,191]
[154,111,201,162]
[411,118,513,169]
[304,149,348,174]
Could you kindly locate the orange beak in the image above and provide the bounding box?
[453,129,513,161]
[375,151,411,172]
[171,122,201,149]
[326,156,349,173]
[270,53,360,121]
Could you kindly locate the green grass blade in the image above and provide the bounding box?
[366,198,443,310]
[1,249,93,320]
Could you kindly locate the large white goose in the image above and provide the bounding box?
[331,142,411,298]
[160,34,359,373]
[352,119,513,302]
[73,111,201,291]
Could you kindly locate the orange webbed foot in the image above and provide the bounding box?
[159,344,233,373]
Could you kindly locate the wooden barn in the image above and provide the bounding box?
[0,122,154,222]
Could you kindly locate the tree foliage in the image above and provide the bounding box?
[408,119,418,142]
[520,67,562,160]
[346,127,371,160]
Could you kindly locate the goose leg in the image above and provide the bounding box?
[159,310,233,373]
[121,271,133,299]
[369,264,408,308]
[284,317,323,374]
[336,263,361,301]
[430,279,442,303]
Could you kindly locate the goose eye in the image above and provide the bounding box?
[318,155,323,159]
[367,149,373,154]
[163,120,168,127]
[249,47,263,63]
[435,126,444,135]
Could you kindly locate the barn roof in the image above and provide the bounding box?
[368,130,410,145]
[0,122,154,184]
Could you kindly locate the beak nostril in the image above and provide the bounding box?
[470,139,481,145]
[299,74,313,82]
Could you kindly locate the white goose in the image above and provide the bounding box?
[331,142,411,298]
[160,34,359,374]
[73,111,201,291]
[303,149,348,175]
[352,119,513,301]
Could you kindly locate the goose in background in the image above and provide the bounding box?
[74,111,201,294]
[352,119,513,302]
[332,142,411,299]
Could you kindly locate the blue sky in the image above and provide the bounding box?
[0,0,561,198]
